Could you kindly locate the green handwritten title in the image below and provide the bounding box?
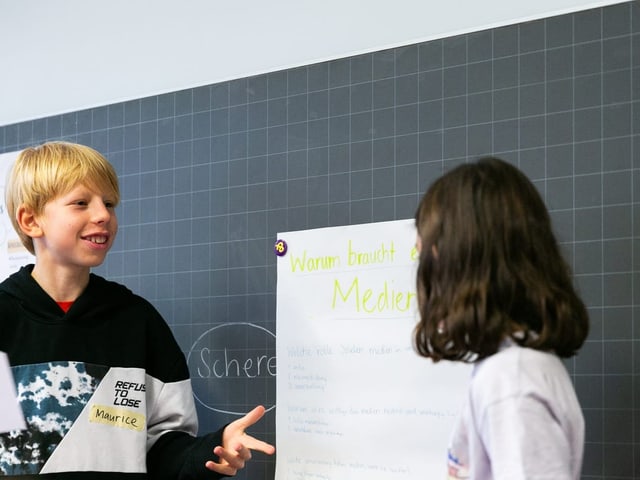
[288,240,418,314]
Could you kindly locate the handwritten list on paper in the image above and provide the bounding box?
[275,219,472,480]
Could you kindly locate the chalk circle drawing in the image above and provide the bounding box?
[187,322,276,416]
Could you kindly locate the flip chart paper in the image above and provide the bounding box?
[275,219,472,480]
[0,351,26,433]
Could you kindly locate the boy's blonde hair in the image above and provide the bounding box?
[5,141,120,255]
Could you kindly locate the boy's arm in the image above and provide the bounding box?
[145,374,223,479]
[147,428,225,479]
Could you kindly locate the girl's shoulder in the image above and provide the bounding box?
[471,344,567,401]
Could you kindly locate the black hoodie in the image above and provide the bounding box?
[0,265,225,479]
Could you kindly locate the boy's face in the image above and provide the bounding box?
[32,183,118,269]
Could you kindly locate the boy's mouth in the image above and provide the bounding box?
[84,236,108,244]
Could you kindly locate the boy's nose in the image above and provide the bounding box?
[91,202,112,223]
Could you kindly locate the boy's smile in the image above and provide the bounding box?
[84,236,108,244]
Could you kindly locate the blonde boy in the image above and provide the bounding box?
[0,142,274,478]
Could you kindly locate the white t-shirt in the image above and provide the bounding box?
[446,343,584,479]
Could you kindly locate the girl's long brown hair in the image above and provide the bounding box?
[414,157,589,362]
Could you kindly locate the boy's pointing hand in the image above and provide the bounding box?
[205,405,275,476]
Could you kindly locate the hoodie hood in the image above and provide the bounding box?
[0,265,134,325]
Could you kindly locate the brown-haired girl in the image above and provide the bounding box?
[414,157,589,479]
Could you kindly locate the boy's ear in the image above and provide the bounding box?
[16,205,44,238]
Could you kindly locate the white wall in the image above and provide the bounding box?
[0,0,626,127]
